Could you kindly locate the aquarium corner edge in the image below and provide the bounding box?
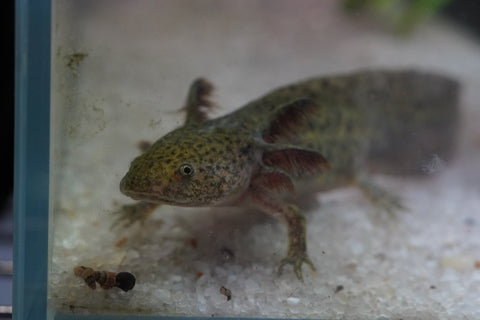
[14,0,52,319]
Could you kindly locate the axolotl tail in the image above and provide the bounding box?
[362,71,460,175]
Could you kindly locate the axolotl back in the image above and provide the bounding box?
[119,70,459,280]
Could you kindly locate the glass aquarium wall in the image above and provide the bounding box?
[19,0,480,319]
[14,0,51,319]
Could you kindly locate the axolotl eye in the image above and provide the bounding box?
[178,163,195,178]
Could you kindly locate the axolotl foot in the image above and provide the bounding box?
[278,250,316,281]
[111,201,158,229]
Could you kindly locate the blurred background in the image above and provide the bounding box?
[2,0,480,317]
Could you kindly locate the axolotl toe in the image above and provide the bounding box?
[119,70,459,280]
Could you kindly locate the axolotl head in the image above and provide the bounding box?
[120,127,256,207]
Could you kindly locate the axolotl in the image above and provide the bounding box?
[119,70,459,280]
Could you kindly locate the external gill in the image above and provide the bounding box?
[182,78,216,126]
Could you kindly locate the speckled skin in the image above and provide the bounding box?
[119,70,459,280]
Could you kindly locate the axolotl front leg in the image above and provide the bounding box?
[249,191,315,280]
[241,98,332,280]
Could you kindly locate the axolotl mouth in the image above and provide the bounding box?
[119,175,179,205]
[120,182,193,206]
[120,190,191,206]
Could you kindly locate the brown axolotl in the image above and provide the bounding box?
[118,70,459,280]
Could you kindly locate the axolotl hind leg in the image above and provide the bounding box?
[355,173,406,216]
